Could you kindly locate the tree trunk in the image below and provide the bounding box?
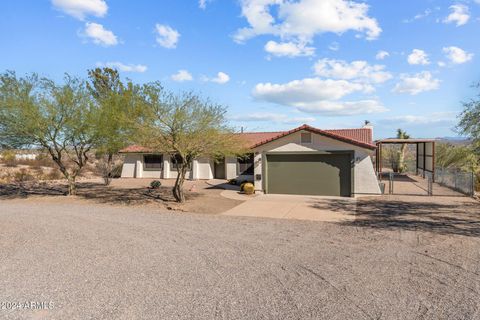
[67,176,77,196]
[103,153,114,186]
[173,164,188,203]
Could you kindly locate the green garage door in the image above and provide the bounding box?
[266,153,352,197]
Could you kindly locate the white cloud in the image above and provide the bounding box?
[230,113,315,124]
[328,42,340,51]
[407,49,430,65]
[313,59,392,84]
[252,77,385,115]
[264,40,315,57]
[254,78,369,103]
[82,22,118,46]
[375,50,389,60]
[203,72,230,84]
[171,70,193,82]
[443,4,470,26]
[393,71,440,95]
[52,0,107,20]
[234,0,381,45]
[96,62,147,73]
[403,8,432,23]
[155,24,180,49]
[199,0,213,9]
[442,46,474,64]
[293,99,387,115]
[380,112,456,126]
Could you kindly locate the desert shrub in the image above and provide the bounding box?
[240,180,254,191]
[95,154,124,185]
[1,150,17,167]
[45,168,63,181]
[242,182,255,195]
[14,153,56,168]
[13,168,35,182]
[150,180,162,189]
[111,163,123,178]
[0,172,13,184]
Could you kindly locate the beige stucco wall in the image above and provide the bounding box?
[194,157,214,180]
[121,154,141,178]
[252,130,381,195]
[225,157,238,180]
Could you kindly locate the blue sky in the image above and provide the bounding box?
[1,0,479,139]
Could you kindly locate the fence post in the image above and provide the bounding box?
[389,172,394,195]
[471,172,476,197]
[454,170,458,190]
[428,176,433,196]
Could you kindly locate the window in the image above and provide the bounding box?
[144,154,163,170]
[301,132,312,144]
[237,153,254,175]
[170,154,191,171]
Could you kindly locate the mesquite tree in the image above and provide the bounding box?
[87,67,144,185]
[139,83,245,203]
[0,71,97,195]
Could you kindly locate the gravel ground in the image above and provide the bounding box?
[0,199,479,320]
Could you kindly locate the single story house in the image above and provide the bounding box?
[119,124,381,197]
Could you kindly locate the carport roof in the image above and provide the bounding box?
[375,138,436,144]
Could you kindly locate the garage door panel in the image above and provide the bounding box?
[266,154,352,197]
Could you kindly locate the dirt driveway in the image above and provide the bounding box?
[0,196,479,319]
[0,178,243,214]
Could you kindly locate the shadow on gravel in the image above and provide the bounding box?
[340,198,480,238]
[310,199,357,213]
[0,182,200,205]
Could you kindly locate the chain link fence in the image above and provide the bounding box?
[435,168,476,197]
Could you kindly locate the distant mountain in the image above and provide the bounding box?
[435,137,472,145]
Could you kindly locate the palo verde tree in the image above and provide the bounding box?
[458,82,480,154]
[139,83,246,203]
[435,143,477,172]
[396,128,411,173]
[87,67,144,185]
[0,71,97,195]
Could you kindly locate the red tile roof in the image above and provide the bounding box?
[240,125,375,150]
[233,131,284,147]
[119,145,154,153]
[120,125,375,153]
[324,128,373,146]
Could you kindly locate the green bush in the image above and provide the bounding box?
[1,150,17,167]
[150,180,162,189]
[13,168,34,182]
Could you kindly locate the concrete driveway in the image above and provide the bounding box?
[222,193,357,222]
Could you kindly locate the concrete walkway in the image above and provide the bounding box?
[222,194,357,222]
